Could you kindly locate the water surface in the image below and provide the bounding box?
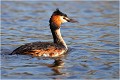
[1,1,119,79]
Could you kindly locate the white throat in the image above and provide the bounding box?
[55,29,68,49]
[50,27,68,50]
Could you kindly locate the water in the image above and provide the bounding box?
[1,1,119,79]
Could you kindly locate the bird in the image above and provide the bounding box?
[10,8,77,57]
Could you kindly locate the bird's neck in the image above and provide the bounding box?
[50,24,67,49]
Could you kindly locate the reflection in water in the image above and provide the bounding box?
[49,59,65,75]
[40,59,65,75]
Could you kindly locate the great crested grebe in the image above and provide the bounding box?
[11,9,77,57]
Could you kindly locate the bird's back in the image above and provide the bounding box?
[11,42,67,57]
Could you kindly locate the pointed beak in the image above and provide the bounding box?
[68,18,78,23]
[64,17,78,23]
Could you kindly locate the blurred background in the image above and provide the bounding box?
[1,1,119,79]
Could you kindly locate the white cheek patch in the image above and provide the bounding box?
[60,16,68,23]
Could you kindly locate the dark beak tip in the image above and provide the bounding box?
[69,19,78,23]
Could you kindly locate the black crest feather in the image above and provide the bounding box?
[53,8,67,17]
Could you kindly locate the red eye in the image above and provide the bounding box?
[63,17,66,19]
